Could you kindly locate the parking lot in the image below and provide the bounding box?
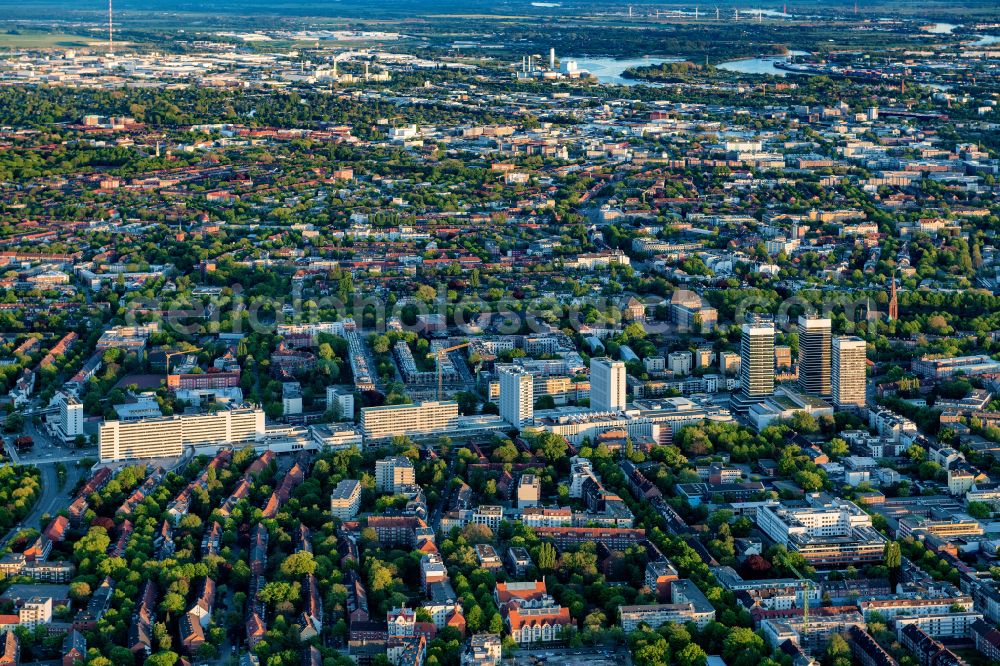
[3,410,94,466]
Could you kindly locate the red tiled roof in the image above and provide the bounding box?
[507,607,571,630]
[495,581,547,605]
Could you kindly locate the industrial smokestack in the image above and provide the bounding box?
[549,48,555,69]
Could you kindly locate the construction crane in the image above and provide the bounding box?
[787,562,813,632]
[164,348,202,375]
[427,342,470,400]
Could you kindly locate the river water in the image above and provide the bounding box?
[923,23,959,34]
[568,56,687,85]
[970,34,1000,46]
[570,26,995,85]
[569,51,810,84]
[919,24,998,46]
[717,50,810,76]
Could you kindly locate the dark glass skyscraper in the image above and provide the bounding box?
[798,315,831,397]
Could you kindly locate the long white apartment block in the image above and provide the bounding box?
[360,400,460,440]
[99,407,265,462]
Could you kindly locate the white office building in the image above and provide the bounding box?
[330,479,362,520]
[375,456,416,493]
[517,474,541,508]
[591,357,626,412]
[326,386,355,421]
[98,407,265,462]
[18,596,52,629]
[51,391,83,442]
[282,383,303,417]
[360,401,459,441]
[462,633,502,665]
[569,458,597,498]
[832,336,867,409]
[757,497,872,547]
[310,423,364,450]
[733,314,775,413]
[668,351,693,376]
[644,356,665,373]
[500,368,534,428]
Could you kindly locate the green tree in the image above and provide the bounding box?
[918,461,942,480]
[676,643,707,666]
[160,593,186,621]
[145,652,178,666]
[788,411,819,434]
[884,541,901,570]
[489,613,503,633]
[534,395,556,410]
[3,412,23,433]
[69,581,91,601]
[825,438,849,459]
[259,581,299,605]
[631,632,669,666]
[534,432,568,462]
[722,627,766,666]
[537,542,557,571]
[74,526,111,563]
[372,335,391,354]
[794,469,824,492]
[279,551,317,577]
[416,285,437,302]
[825,633,852,666]
[967,501,991,520]
[466,605,484,633]
[708,509,734,531]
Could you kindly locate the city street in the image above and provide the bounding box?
[1,407,88,545]
[507,647,633,666]
[0,459,82,547]
[4,411,94,466]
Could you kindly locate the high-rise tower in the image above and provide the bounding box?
[832,336,867,409]
[499,368,533,428]
[738,314,776,401]
[590,357,626,412]
[798,315,831,397]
